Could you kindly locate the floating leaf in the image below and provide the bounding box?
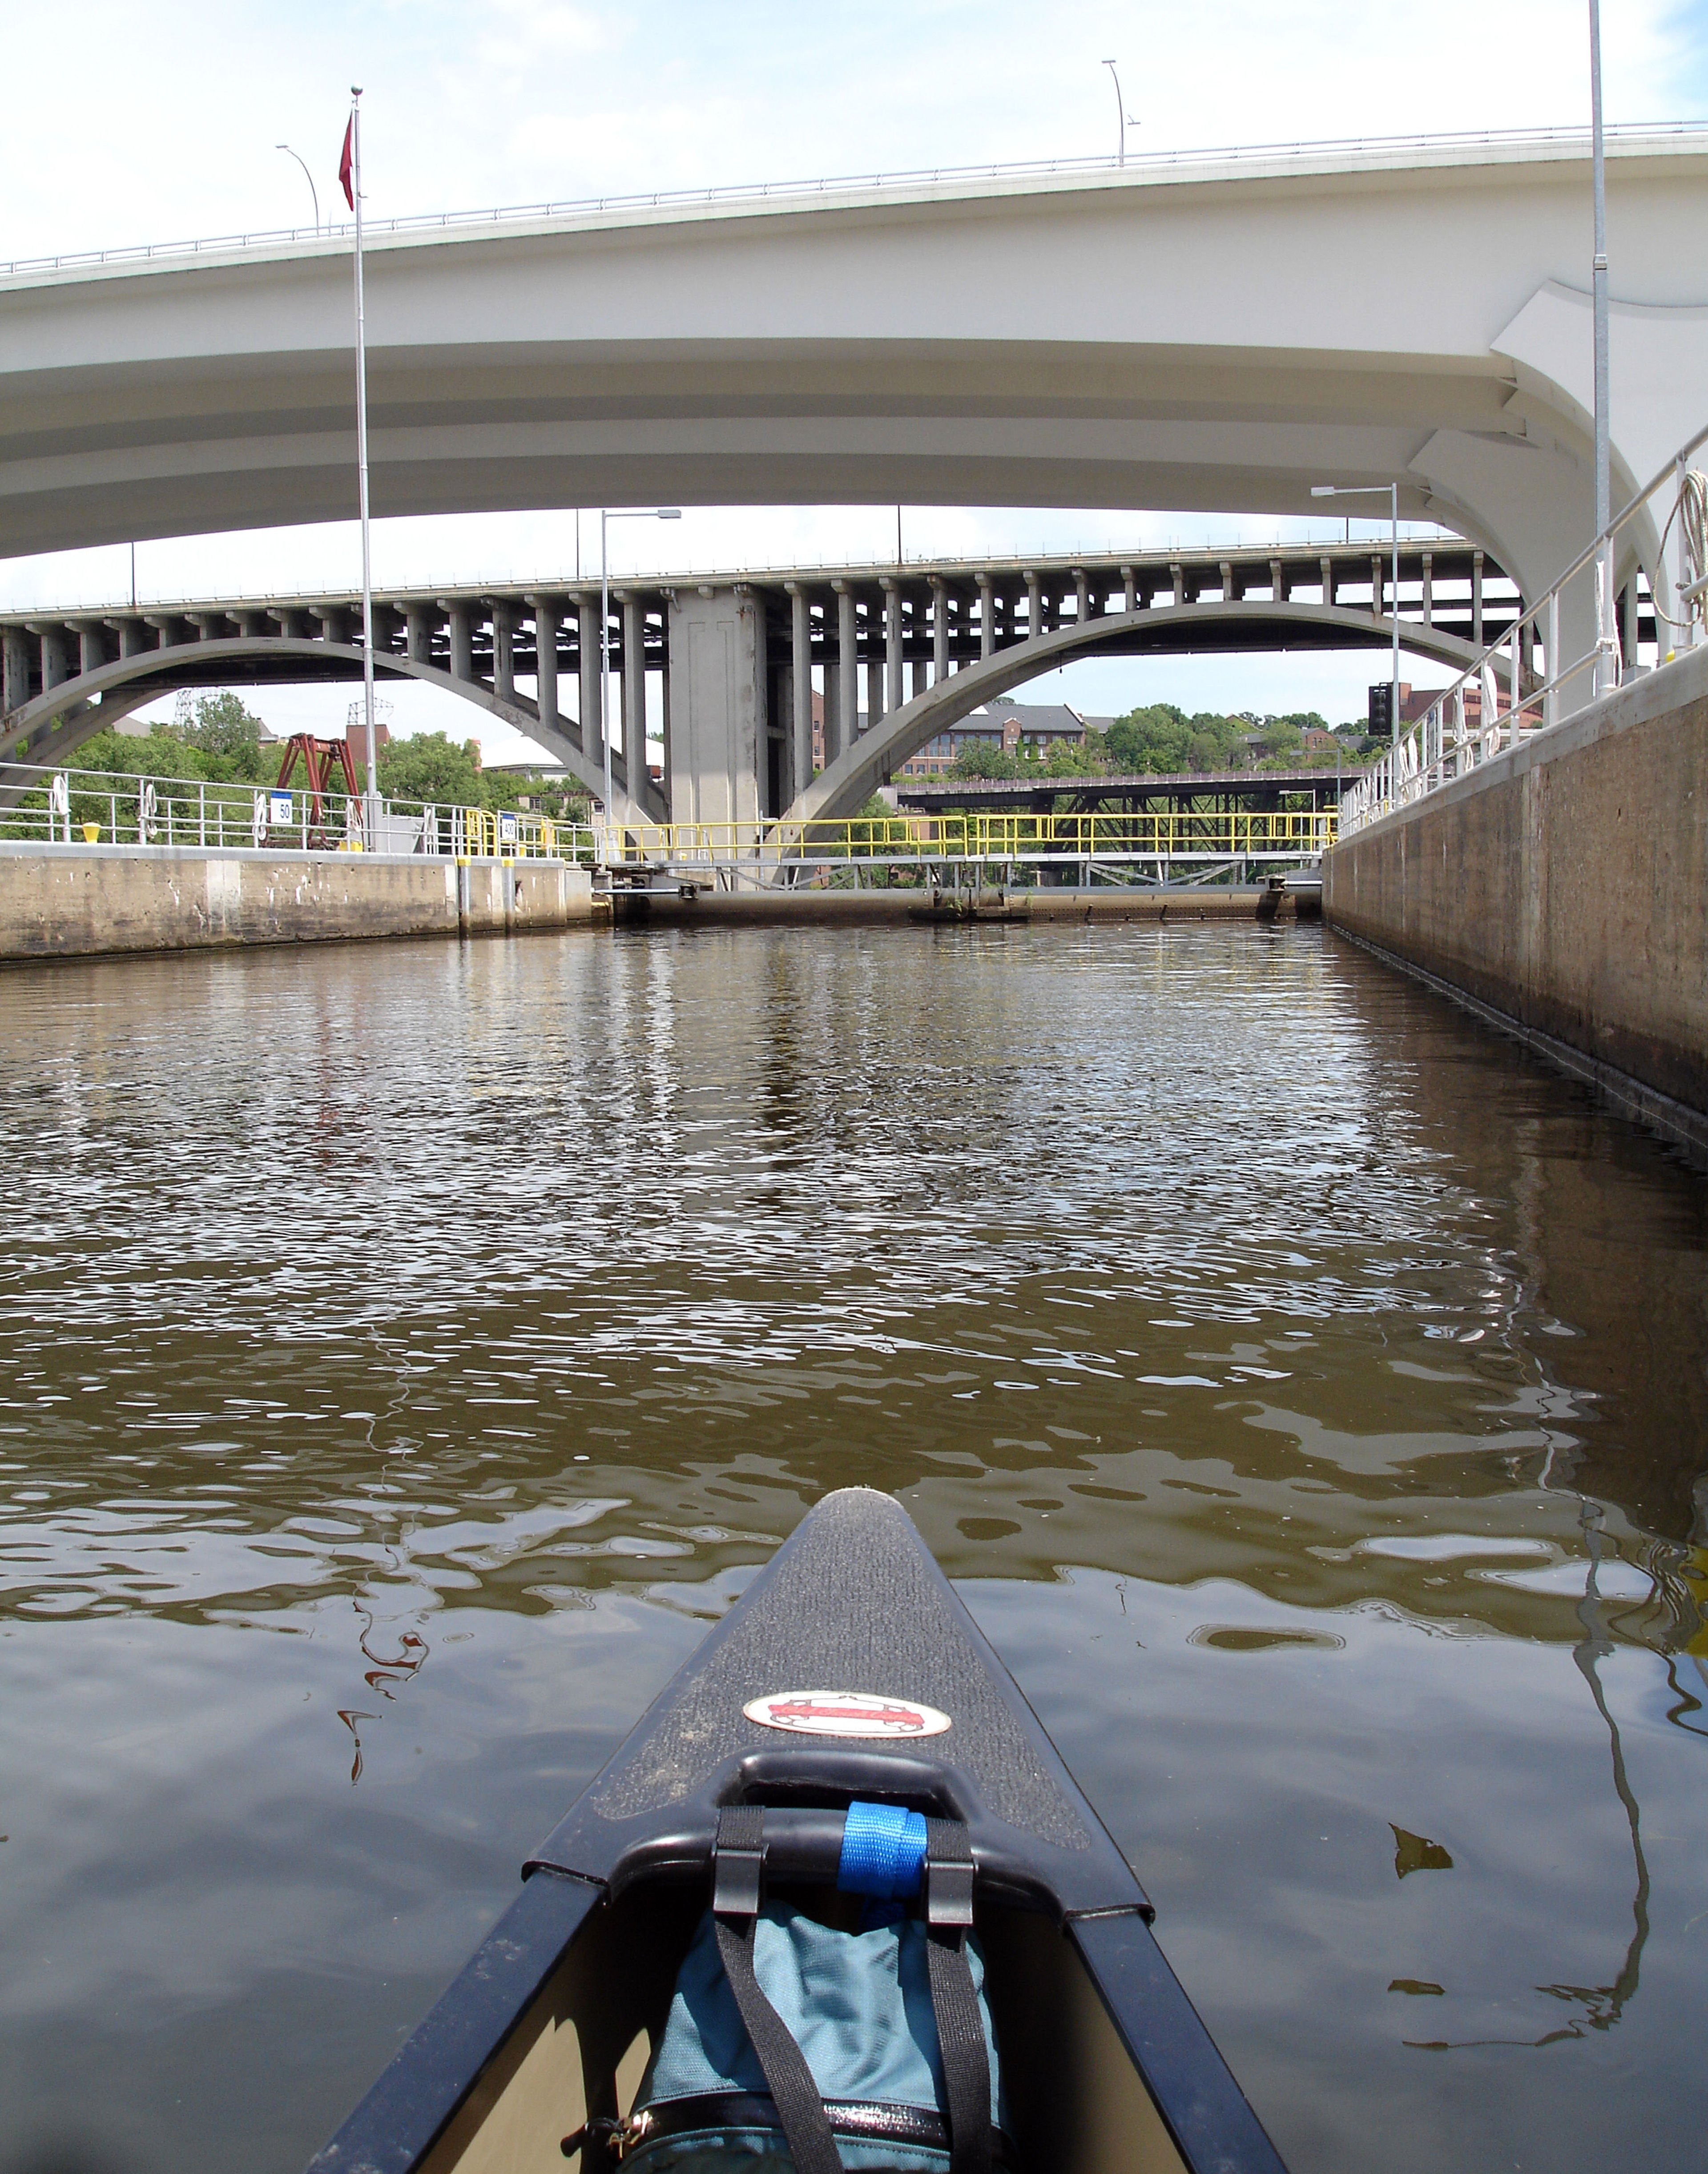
[1391,1825,1454,1877]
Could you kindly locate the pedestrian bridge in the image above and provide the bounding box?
[4,125,1706,678]
[2,537,1539,823]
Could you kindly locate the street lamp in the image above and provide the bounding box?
[600,507,681,855]
[1102,61,1137,167]
[1313,482,1400,749]
[1588,0,1615,688]
[275,144,320,232]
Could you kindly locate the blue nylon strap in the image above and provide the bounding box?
[838,1800,929,1900]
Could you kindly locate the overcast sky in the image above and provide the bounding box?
[4,0,1704,752]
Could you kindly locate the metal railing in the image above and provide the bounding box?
[0,759,596,862]
[1339,419,1708,838]
[599,809,1335,873]
[3,123,1699,281]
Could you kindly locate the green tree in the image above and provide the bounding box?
[1039,733,1104,778]
[185,691,268,768]
[948,738,1020,780]
[371,731,483,806]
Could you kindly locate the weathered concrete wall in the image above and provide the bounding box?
[1324,643,1708,1137]
[0,845,596,962]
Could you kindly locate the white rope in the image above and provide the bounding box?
[1652,468,1708,635]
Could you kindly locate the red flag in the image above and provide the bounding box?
[338,118,355,210]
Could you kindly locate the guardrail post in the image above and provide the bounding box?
[1509,630,1521,751]
[1545,593,1560,730]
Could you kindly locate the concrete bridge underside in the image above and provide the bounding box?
[4,130,1707,683]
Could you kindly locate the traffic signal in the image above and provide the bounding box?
[1368,682,1393,735]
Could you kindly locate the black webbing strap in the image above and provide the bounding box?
[924,1820,991,2174]
[712,1806,843,2174]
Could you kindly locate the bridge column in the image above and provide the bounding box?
[882,578,902,714]
[786,583,812,792]
[2,629,29,713]
[1074,569,1090,622]
[578,596,602,768]
[1421,553,1433,628]
[866,653,883,734]
[932,578,948,683]
[977,575,995,659]
[1170,564,1185,608]
[75,623,105,677]
[528,598,561,738]
[1121,566,1137,613]
[1025,571,1042,638]
[1472,552,1485,649]
[406,606,434,664]
[34,625,69,692]
[834,581,856,764]
[491,604,516,704]
[1320,557,1334,609]
[665,584,764,831]
[114,618,152,660]
[1269,558,1285,603]
[620,595,645,768]
[1370,556,1384,617]
[445,604,474,684]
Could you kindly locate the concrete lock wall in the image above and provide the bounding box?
[1324,644,1708,1145]
[0,845,597,962]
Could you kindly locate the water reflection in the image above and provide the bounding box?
[0,925,1705,2174]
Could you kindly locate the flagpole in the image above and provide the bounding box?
[349,86,380,846]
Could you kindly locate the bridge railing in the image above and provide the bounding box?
[1340,418,1708,839]
[4,124,1697,281]
[0,759,596,862]
[600,809,1336,870]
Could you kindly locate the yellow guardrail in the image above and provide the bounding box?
[603,810,1337,864]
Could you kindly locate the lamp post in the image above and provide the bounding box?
[1588,0,1615,688]
[600,507,681,858]
[275,144,320,232]
[1101,60,1136,167]
[1313,482,1400,749]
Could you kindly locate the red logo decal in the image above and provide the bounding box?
[743,1689,951,1738]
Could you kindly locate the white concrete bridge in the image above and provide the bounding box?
[1,539,1540,823]
[4,123,1707,678]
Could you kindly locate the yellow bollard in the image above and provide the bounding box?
[81,822,101,844]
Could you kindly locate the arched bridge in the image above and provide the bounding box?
[4,127,1706,676]
[2,537,1554,823]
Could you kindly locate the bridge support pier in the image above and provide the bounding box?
[621,596,645,775]
[665,586,765,831]
[787,585,812,797]
[834,584,856,766]
[530,597,562,741]
[3,630,27,714]
[578,597,602,776]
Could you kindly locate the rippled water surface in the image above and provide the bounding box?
[1,923,1705,2174]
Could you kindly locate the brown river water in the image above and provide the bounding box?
[0,921,1704,2174]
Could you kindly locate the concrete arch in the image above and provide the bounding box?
[794,600,1486,821]
[0,636,664,822]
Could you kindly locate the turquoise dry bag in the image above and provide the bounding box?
[597,1803,1009,2174]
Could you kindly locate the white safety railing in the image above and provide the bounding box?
[2,123,1700,280]
[0,759,596,862]
[1339,419,1708,838]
